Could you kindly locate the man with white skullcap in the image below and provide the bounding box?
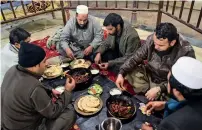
[139,56,202,130]
[59,5,103,60]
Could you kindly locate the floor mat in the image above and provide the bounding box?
[31,36,60,59]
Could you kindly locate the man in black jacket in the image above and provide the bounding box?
[1,42,76,130]
[141,56,202,130]
[116,23,195,101]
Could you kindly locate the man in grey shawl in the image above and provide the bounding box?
[58,5,103,60]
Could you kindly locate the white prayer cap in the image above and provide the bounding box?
[76,5,88,14]
[172,56,202,89]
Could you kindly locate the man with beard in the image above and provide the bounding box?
[59,5,103,60]
[1,42,76,130]
[116,23,195,101]
[94,13,141,71]
[140,57,202,130]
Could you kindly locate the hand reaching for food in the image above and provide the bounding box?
[65,77,75,92]
[145,87,161,101]
[141,122,154,130]
[139,103,151,116]
[84,45,93,56]
[144,101,166,114]
[52,89,61,98]
[98,63,109,70]
[66,48,75,60]
[94,53,101,64]
[115,74,126,91]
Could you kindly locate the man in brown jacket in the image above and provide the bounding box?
[94,13,141,71]
[1,42,76,130]
[116,23,195,101]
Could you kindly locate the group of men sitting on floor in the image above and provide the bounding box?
[1,5,202,130]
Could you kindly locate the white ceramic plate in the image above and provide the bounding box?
[91,69,99,75]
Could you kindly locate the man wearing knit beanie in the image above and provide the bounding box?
[18,41,47,75]
[140,57,202,130]
[1,42,76,130]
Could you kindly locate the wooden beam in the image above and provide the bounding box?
[51,1,55,19]
[172,1,176,15]
[1,7,158,24]
[115,1,117,8]
[196,7,202,28]
[126,1,128,8]
[157,1,164,25]
[10,1,16,18]
[187,1,195,23]
[31,1,36,13]
[147,1,150,9]
[166,1,169,12]
[1,9,6,21]
[179,1,185,19]
[60,1,67,25]
[21,1,27,16]
[162,10,202,34]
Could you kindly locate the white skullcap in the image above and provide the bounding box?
[172,56,202,89]
[76,5,88,14]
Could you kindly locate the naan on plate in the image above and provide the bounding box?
[43,65,63,78]
[70,59,91,69]
[77,95,100,113]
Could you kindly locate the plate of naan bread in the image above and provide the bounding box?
[70,59,91,69]
[74,95,103,116]
[42,64,63,79]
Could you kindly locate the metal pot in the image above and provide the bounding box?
[68,68,92,90]
[106,95,136,121]
[100,117,122,130]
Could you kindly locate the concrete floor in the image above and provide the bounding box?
[1,9,202,61]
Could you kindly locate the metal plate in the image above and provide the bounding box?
[74,95,103,116]
[69,59,91,69]
[42,65,63,79]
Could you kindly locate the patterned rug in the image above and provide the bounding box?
[31,36,143,95]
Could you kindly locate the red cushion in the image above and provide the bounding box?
[30,36,147,65]
[31,36,60,59]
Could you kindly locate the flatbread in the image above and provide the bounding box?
[44,65,62,77]
[78,97,85,111]
[139,105,151,116]
[74,59,85,65]
[73,64,88,69]
[81,100,99,112]
[77,95,100,113]
[70,59,91,69]
[85,96,100,108]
